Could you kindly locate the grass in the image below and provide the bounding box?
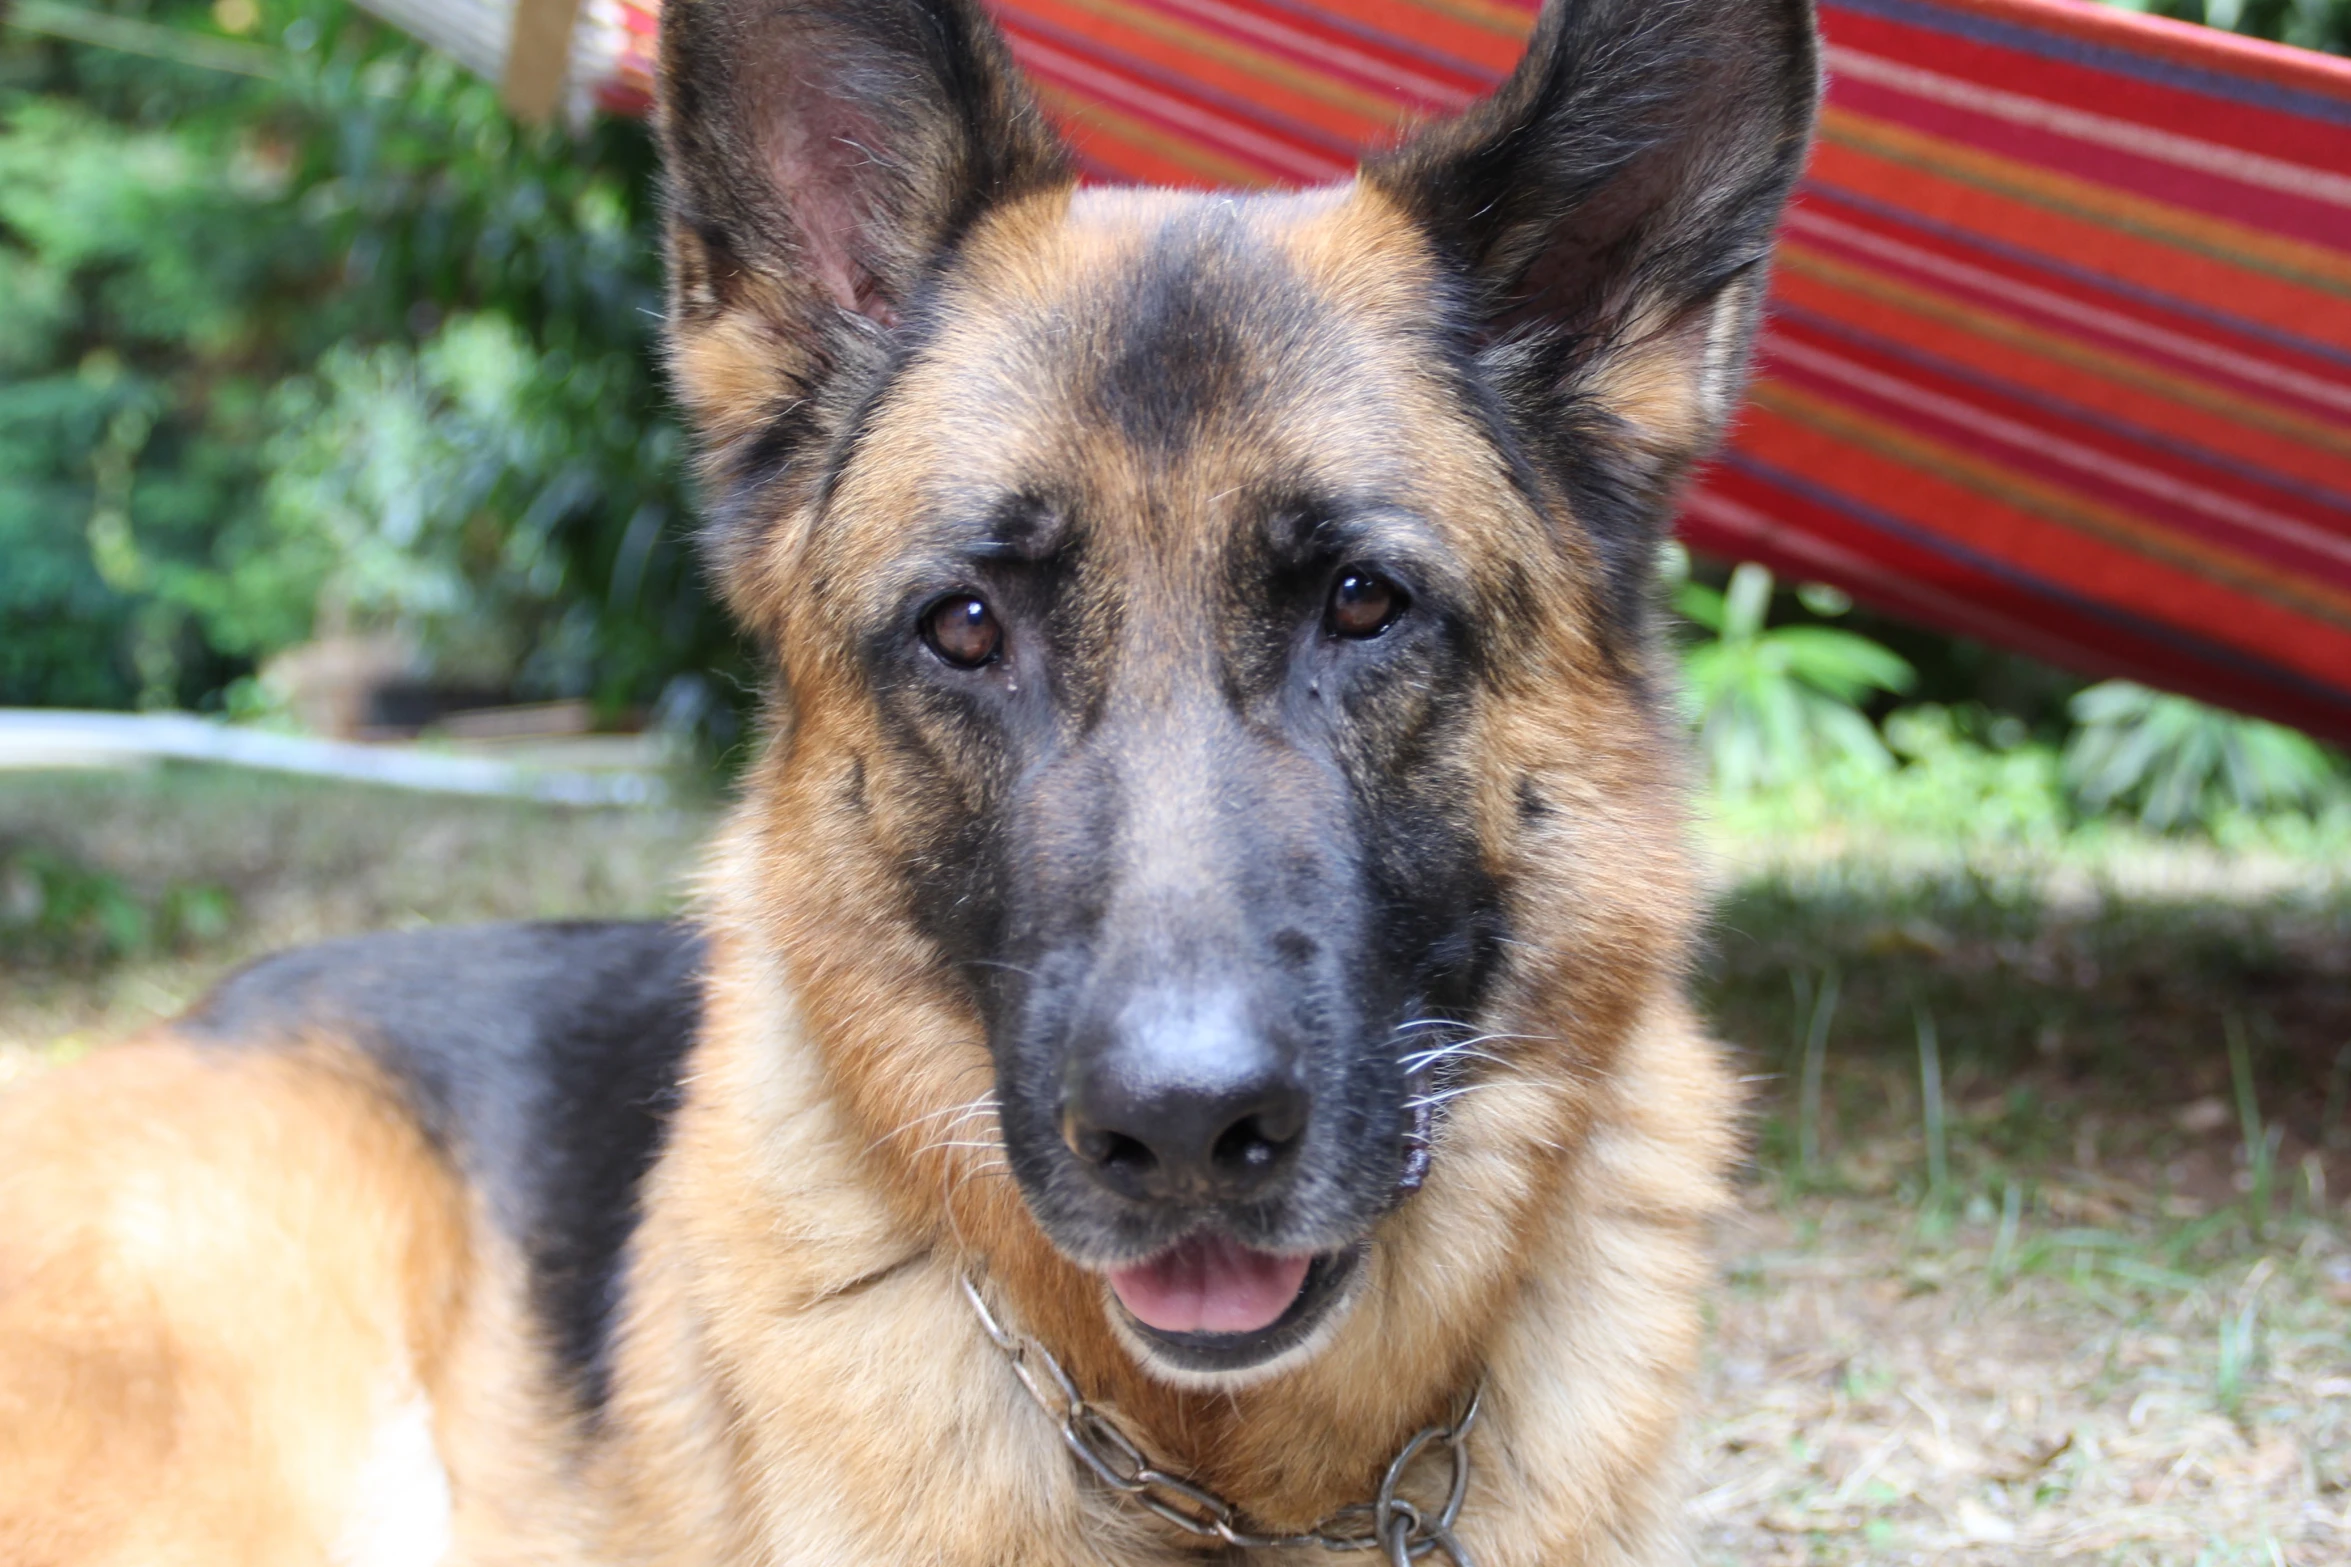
[3,763,2347,1562]
[0,763,708,1077]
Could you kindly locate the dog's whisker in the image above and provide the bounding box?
[868,1094,1000,1152]
[944,1160,1013,1205]
[1389,1019,1564,1049]
[910,1137,1010,1163]
[1399,1044,1512,1072]
[958,958,1042,982]
[1405,1082,1510,1111]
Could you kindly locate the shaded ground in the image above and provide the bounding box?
[1696,844,2351,1563]
[3,765,2346,1563]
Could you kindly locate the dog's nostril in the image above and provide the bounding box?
[1211,1112,1298,1179]
[1065,1115,1159,1176]
[1062,1074,1307,1202]
[1096,1129,1156,1177]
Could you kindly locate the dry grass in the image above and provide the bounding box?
[3,764,2346,1563]
[1696,838,2351,1564]
[1695,1188,2348,1564]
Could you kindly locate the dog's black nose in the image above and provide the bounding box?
[1062,992,1306,1203]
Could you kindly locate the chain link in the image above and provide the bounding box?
[962,1276,1480,1564]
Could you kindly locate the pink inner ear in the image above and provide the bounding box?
[763,94,903,330]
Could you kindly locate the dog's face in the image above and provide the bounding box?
[660,0,1815,1380]
[833,192,1521,1371]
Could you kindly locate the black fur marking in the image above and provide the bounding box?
[180,921,704,1417]
[862,478,1509,1272]
[1092,221,1257,452]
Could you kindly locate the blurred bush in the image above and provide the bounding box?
[0,0,740,735]
[2105,0,2351,52]
[1676,557,1917,795]
[2064,681,2347,831]
[1674,555,2348,843]
[0,838,236,966]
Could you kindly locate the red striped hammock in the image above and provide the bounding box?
[479,0,2351,745]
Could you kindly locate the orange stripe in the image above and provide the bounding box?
[1806,142,2351,347]
[1770,265,2351,497]
[1751,377,2351,630]
[1020,0,1418,126]
[1374,0,1536,41]
[1734,404,2351,685]
[1818,105,2351,299]
[1031,80,1277,186]
[1307,0,1532,64]
[1777,244,2351,469]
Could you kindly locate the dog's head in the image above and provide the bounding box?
[660,0,1814,1383]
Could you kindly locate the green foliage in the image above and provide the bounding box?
[1673,559,2347,848]
[1706,702,2072,849]
[0,839,235,966]
[0,0,738,728]
[2063,681,2348,831]
[236,311,690,693]
[0,85,286,707]
[2104,0,2351,54]
[1678,560,1917,795]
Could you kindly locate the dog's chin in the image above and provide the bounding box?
[1099,1237,1366,1386]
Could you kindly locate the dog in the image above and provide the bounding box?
[0,0,1817,1559]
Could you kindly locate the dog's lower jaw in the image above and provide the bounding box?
[1105,1243,1368,1387]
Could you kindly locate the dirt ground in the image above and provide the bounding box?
[1695,1183,2347,1563]
[3,764,2346,1564]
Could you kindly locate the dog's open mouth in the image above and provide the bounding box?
[1108,1234,1309,1335]
[1106,1237,1362,1372]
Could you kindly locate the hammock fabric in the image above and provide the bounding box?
[566,0,2351,744]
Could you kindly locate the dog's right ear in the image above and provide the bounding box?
[657,0,1071,576]
[1364,0,1816,633]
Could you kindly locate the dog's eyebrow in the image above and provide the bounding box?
[1280,501,1446,564]
[954,493,1070,563]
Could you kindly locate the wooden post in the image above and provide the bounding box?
[502,0,583,124]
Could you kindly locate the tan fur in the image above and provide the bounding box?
[0,182,1739,1567]
[0,1040,469,1567]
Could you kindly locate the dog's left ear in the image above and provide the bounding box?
[1366,0,1817,579]
[656,0,1072,604]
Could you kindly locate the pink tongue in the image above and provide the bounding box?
[1108,1235,1312,1335]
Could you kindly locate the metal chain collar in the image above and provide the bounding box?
[962,1276,1481,1567]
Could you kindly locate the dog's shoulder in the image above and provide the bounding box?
[180,920,705,1411]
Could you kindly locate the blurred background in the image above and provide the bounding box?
[2,0,2349,1560]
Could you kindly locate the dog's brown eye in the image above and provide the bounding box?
[924,595,1001,667]
[1328,570,1403,638]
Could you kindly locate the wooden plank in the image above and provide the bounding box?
[503,0,582,122]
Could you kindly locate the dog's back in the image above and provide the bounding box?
[0,924,697,1566]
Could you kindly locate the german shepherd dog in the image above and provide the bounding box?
[0,0,1816,1560]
